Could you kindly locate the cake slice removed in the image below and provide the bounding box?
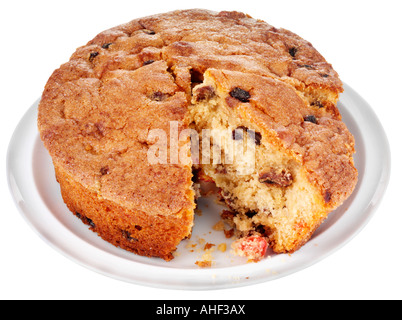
[190,69,358,254]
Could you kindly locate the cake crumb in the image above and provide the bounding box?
[204,242,215,250]
[223,228,234,238]
[195,248,215,268]
[218,243,227,252]
[212,220,225,231]
[231,235,268,262]
[195,260,212,268]
[201,249,214,260]
[185,241,197,249]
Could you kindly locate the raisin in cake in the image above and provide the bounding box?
[38,9,358,261]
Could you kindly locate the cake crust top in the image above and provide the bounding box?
[38,9,355,216]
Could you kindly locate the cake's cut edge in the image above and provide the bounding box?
[189,68,358,254]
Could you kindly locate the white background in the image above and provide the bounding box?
[1,0,401,300]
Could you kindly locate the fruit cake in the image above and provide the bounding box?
[37,9,358,261]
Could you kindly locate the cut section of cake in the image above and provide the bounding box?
[190,68,357,253]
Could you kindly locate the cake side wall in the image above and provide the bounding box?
[54,163,194,261]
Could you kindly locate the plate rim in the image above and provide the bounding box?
[6,83,391,290]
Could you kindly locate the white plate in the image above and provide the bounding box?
[7,83,390,290]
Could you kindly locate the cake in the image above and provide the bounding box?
[37,9,358,261]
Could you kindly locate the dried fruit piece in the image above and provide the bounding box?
[100,166,109,175]
[143,59,155,66]
[229,87,250,102]
[89,52,99,62]
[288,47,298,58]
[253,131,262,145]
[301,64,314,69]
[324,190,332,203]
[245,211,258,218]
[231,126,262,145]
[87,218,96,229]
[122,230,138,242]
[75,212,96,229]
[259,168,293,187]
[149,91,170,101]
[194,85,215,102]
[311,101,324,108]
[101,43,113,49]
[142,29,156,35]
[304,115,318,124]
[231,127,244,140]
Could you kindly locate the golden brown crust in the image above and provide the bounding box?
[38,9,356,259]
[39,60,194,216]
[55,163,193,261]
